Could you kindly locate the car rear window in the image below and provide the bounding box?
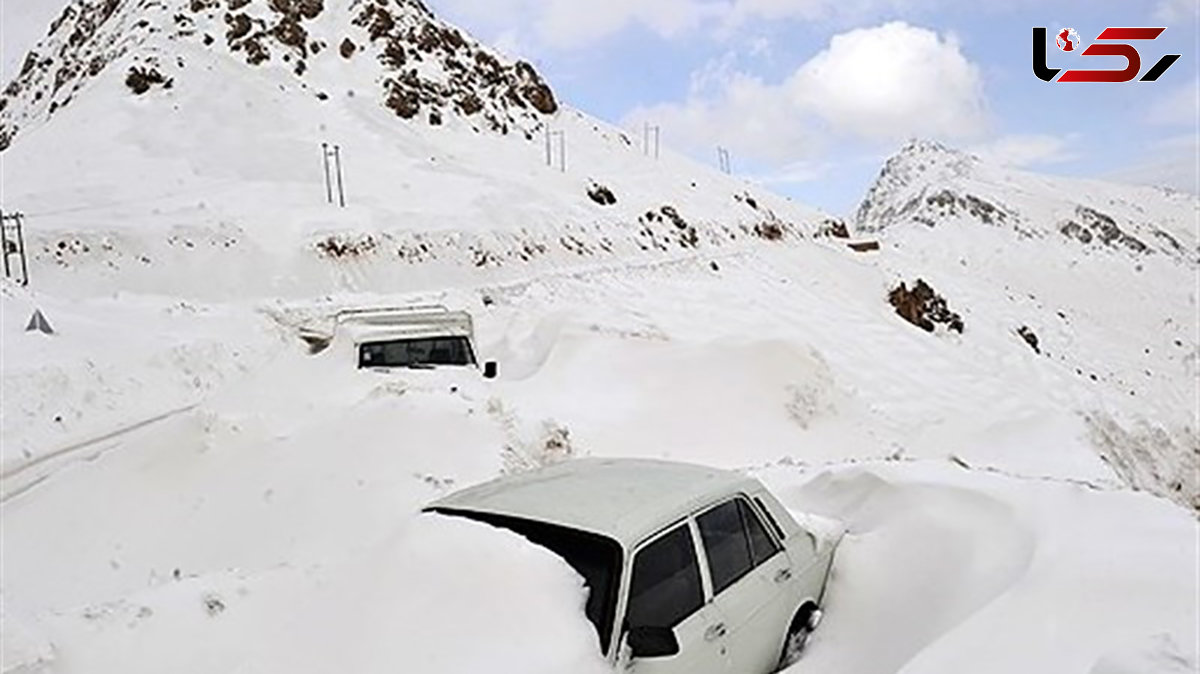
[626,524,704,630]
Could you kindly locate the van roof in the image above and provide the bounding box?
[427,458,758,548]
[338,307,473,344]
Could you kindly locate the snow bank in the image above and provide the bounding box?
[19,516,608,674]
[766,462,1198,674]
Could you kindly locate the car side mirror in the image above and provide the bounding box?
[626,626,679,658]
[483,361,498,379]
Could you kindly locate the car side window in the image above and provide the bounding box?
[698,499,753,594]
[753,496,787,542]
[741,499,781,566]
[698,498,782,595]
[626,524,704,629]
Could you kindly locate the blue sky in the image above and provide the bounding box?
[429,0,1199,216]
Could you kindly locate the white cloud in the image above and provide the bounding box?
[750,159,831,185]
[1147,80,1200,127]
[970,134,1077,168]
[1107,133,1199,194]
[1152,0,1199,23]
[432,0,716,51]
[626,69,823,164]
[624,22,988,164]
[431,0,933,51]
[788,22,986,141]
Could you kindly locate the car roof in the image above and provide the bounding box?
[427,458,760,548]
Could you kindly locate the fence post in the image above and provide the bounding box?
[334,145,346,208]
[321,142,333,204]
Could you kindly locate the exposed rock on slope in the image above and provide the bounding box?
[857,139,1199,512]
[856,140,1197,266]
[1,0,559,150]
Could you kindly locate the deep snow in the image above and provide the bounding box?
[2,1,1198,673]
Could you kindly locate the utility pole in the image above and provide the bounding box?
[717,147,732,174]
[546,129,566,173]
[321,142,333,204]
[0,210,30,287]
[644,123,661,159]
[333,144,346,208]
[321,143,346,207]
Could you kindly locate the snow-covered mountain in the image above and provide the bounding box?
[1,4,1197,674]
[0,0,825,301]
[857,139,1197,265]
[2,0,561,149]
[854,140,1198,511]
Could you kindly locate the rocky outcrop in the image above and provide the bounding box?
[1,0,560,150]
[888,279,964,334]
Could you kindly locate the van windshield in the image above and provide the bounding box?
[429,509,623,657]
[358,337,476,369]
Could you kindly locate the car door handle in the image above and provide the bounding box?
[704,623,727,641]
[775,568,793,583]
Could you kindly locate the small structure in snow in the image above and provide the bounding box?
[26,309,54,335]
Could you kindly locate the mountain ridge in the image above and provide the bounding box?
[855,138,1198,268]
[1,0,561,151]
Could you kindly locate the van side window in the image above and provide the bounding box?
[626,524,703,629]
[698,498,782,595]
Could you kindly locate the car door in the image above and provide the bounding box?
[622,522,732,674]
[696,497,796,674]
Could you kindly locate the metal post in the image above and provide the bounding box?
[15,214,28,287]
[321,142,333,204]
[1,209,9,280]
[559,132,567,173]
[654,127,660,159]
[545,129,552,167]
[334,145,346,208]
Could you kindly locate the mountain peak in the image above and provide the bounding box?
[854,138,977,230]
[1,0,559,151]
[854,139,1197,266]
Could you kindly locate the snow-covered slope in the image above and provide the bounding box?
[855,140,1198,512]
[1,4,1196,674]
[857,140,1197,263]
[0,0,823,300]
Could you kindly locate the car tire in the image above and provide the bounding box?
[778,606,820,670]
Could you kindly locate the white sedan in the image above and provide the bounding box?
[427,458,843,673]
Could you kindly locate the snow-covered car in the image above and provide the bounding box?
[301,305,497,377]
[426,458,843,673]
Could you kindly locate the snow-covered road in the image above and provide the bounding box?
[3,245,1195,674]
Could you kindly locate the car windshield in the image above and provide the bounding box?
[358,337,476,369]
[430,509,623,656]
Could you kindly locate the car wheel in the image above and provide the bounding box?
[778,606,821,670]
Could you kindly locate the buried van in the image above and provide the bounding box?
[301,305,498,378]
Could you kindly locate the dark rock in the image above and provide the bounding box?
[888,279,964,334]
[1017,326,1041,354]
[587,183,616,206]
[753,222,784,241]
[848,241,880,252]
[125,66,167,94]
